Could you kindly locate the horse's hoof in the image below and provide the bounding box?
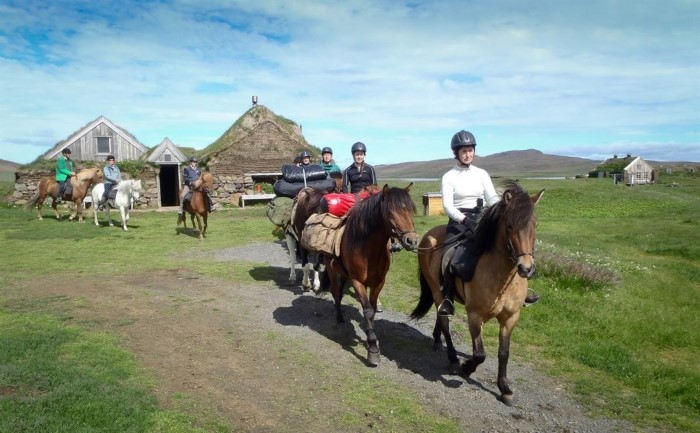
[499,393,515,406]
[367,351,381,367]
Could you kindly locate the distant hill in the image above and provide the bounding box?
[0,159,20,182]
[376,149,598,179]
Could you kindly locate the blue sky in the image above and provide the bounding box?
[1,0,698,167]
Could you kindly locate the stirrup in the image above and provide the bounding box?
[437,298,454,316]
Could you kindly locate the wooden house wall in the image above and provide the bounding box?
[624,158,654,184]
[55,123,146,162]
[207,121,304,178]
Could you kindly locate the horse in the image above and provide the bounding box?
[324,184,419,366]
[410,181,544,405]
[25,167,103,223]
[177,172,214,240]
[284,178,380,292]
[91,179,143,230]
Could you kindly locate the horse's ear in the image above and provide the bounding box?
[382,184,390,195]
[503,190,513,204]
[404,182,413,192]
[532,189,545,206]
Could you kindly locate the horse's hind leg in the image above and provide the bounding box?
[433,316,460,368]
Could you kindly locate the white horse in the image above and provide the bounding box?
[91,179,143,230]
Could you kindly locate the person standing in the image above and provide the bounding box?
[319,147,341,177]
[438,130,539,316]
[342,142,376,193]
[101,155,122,204]
[55,148,76,203]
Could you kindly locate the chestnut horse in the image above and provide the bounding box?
[411,181,544,405]
[324,184,419,366]
[25,167,103,223]
[177,172,214,240]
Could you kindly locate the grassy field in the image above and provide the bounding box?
[1,174,698,432]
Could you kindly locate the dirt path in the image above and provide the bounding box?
[9,240,633,433]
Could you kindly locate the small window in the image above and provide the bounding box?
[96,137,111,154]
[163,154,172,162]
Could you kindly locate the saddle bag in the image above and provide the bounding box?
[266,196,294,227]
[281,164,327,183]
[273,178,337,198]
[320,193,356,217]
[300,213,346,256]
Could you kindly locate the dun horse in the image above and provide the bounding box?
[411,181,544,405]
[25,167,103,223]
[177,172,213,240]
[324,184,418,366]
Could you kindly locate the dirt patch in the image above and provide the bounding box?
[5,241,633,433]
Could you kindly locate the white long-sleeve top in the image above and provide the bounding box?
[441,164,499,223]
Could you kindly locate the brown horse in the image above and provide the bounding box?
[177,172,214,240]
[25,167,103,223]
[410,181,544,405]
[324,184,419,366]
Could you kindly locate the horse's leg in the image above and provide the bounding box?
[196,214,203,240]
[354,279,382,366]
[120,206,128,231]
[106,207,114,227]
[202,214,208,238]
[461,312,486,378]
[76,200,84,223]
[496,312,520,406]
[300,248,312,291]
[285,232,298,283]
[434,315,460,369]
[330,268,347,323]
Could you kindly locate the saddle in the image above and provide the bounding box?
[63,182,73,198]
[441,205,484,284]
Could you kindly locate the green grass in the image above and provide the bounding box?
[1,177,698,432]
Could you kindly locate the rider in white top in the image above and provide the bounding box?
[438,130,539,316]
[442,164,499,224]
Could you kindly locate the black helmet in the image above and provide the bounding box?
[62,148,71,154]
[190,156,198,162]
[351,142,366,154]
[321,147,333,155]
[299,150,311,159]
[106,154,115,161]
[450,130,477,150]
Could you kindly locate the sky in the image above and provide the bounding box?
[0,0,698,168]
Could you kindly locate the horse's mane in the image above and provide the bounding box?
[473,180,534,257]
[76,167,100,181]
[194,172,214,190]
[118,179,143,193]
[344,186,416,253]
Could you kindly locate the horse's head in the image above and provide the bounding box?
[195,172,214,191]
[381,183,419,251]
[488,181,544,278]
[77,167,103,184]
[131,179,143,203]
[329,172,343,192]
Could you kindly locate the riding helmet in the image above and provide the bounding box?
[62,148,72,154]
[190,156,198,162]
[321,147,333,155]
[351,142,367,154]
[106,154,115,161]
[299,150,311,159]
[450,130,477,150]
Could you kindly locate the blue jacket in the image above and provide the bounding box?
[183,165,201,187]
[103,164,122,185]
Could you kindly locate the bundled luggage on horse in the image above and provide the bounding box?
[266,196,295,228]
[300,213,346,257]
[282,164,327,183]
[273,177,337,198]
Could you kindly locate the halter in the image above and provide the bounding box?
[505,238,533,263]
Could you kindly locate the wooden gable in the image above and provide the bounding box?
[147,137,187,164]
[43,116,149,162]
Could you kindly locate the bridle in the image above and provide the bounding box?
[505,236,534,264]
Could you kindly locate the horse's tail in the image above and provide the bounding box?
[24,192,41,210]
[410,269,435,320]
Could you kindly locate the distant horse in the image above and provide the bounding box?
[177,172,214,240]
[91,179,143,230]
[324,184,418,366]
[25,167,103,223]
[411,181,544,405]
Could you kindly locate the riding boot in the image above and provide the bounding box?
[523,288,540,306]
[208,198,215,212]
[437,269,456,316]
